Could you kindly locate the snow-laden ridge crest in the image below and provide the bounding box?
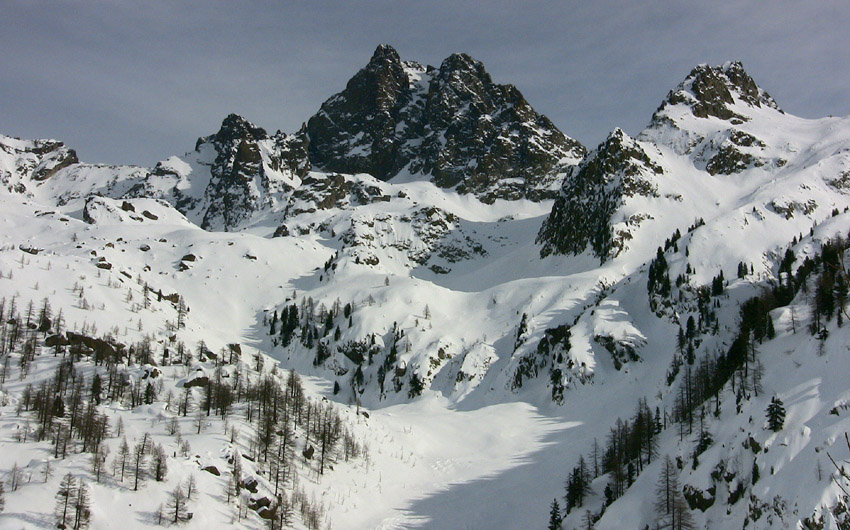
[538,61,846,269]
[2,55,850,530]
[538,128,661,260]
[655,60,781,123]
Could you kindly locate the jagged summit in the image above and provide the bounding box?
[537,128,661,260]
[538,60,841,266]
[306,45,585,202]
[306,45,409,180]
[190,114,308,230]
[654,61,781,123]
[193,113,270,152]
[3,54,850,530]
[214,113,268,143]
[369,43,403,66]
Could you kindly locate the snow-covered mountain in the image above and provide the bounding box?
[307,44,586,203]
[2,52,850,530]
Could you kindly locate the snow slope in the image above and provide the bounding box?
[0,59,850,529]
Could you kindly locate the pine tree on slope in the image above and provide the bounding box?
[766,396,786,432]
[548,498,563,530]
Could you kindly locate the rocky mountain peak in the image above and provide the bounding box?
[537,128,661,261]
[212,113,268,147]
[655,61,781,122]
[184,114,308,231]
[438,52,488,79]
[306,45,409,180]
[352,44,407,112]
[306,46,585,202]
[369,43,402,67]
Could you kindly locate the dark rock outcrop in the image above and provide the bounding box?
[307,45,585,202]
[537,129,661,261]
[654,61,781,123]
[0,136,79,193]
[193,114,310,231]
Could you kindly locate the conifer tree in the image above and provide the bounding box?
[114,436,130,481]
[91,444,109,483]
[766,396,786,432]
[132,433,150,490]
[90,374,102,405]
[565,456,591,512]
[43,459,53,483]
[232,452,243,494]
[9,462,22,491]
[184,474,197,501]
[150,443,168,481]
[225,473,237,503]
[144,382,156,405]
[582,509,595,530]
[548,498,563,530]
[176,296,187,329]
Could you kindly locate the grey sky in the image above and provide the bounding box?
[1,1,847,166]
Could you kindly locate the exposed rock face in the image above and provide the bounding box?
[538,62,789,263]
[30,143,79,181]
[537,129,661,261]
[285,172,390,217]
[306,44,409,181]
[193,114,310,230]
[0,135,79,193]
[653,61,781,123]
[307,45,585,202]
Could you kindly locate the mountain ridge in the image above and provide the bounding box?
[2,53,850,530]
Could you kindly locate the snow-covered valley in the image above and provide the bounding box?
[2,47,850,529]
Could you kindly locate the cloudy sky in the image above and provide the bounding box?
[1,1,847,166]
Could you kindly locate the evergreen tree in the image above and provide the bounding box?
[114,436,130,482]
[766,396,786,432]
[582,509,595,530]
[144,382,156,404]
[8,462,22,491]
[176,296,187,329]
[185,474,197,501]
[90,444,109,483]
[603,483,614,506]
[225,473,237,503]
[90,374,102,405]
[232,452,243,495]
[548,498,563,530]
[766,314,776,340]
[277,492,294,528]
[565,456,591,512]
